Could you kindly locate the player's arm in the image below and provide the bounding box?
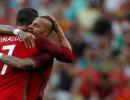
[0,53,52,70]
[0,25,35,48]
[0,53,35,70]
[0,25,30,37]
[0,25,15,35]
[35,33,73,63]
[46,15,72,51]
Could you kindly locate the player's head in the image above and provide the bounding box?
[29,16,53,37]
[16,8,38,31]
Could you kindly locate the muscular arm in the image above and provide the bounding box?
[0,55,36,70]
[53,21,72,51]
[35,33,73,63]
[0,53,53,70]
[0,25,36,48]
[0,25,15,35]
[46,15,72,50]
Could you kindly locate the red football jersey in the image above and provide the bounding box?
[27,66,53,100]
[0,35,39,100]
[25,33,73,100]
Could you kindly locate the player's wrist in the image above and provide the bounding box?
[13,29,22,35]
[0,53,4,58]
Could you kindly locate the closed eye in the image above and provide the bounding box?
[34,23,39,28]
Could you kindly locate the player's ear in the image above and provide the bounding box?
[43,32,49,37]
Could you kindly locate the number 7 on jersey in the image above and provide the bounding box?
[1,45,16,75]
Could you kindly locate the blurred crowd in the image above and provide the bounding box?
[1,0,130,100]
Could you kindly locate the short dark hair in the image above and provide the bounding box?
[16,8,38,25]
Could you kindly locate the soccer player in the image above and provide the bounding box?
[0,8,40,100]
[27,16,73,100]
[0,8,73,100]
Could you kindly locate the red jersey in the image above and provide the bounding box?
[0,35,39,100]
[27,58,53,100]
[26,33,73,100]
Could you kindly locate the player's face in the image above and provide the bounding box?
[29,17,47,36]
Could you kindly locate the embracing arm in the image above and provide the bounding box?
[0,53,52,70]
[0,25,35,48]
[0,25,15,35]
[46,16,72,51]
[35,33,73,63]
[0,55,36,70]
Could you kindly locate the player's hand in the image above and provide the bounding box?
[18,31,35,48]
[45,15,63,34]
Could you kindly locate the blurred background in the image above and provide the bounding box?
[1,0,130,100]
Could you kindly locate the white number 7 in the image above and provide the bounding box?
[1,45,16,75]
